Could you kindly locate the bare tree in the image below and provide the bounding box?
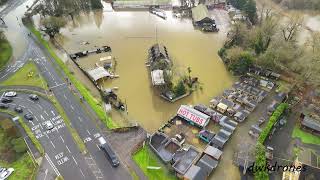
[281,14,303,41]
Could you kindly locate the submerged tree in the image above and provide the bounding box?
[42,16,67,38]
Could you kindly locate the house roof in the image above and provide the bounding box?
[301,116,320,132]
[151,70,165,86]
[172,146,200,175]
[217,103,228,111]
[183,165,206,180]
[204,146,222,160]
[196,154,218,176]
[87,67,111,81]
[191,4,210,22]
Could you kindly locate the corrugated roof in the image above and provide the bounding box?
[87,67,110,81]
[191,4,210,22]
[204,146,222,160]
[301,116,320,132]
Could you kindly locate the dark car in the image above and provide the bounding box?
[0,97,13,103]
[14,106,23,113]
[29,94,39,101]
[0,103,9,109]
[24,113,33,121]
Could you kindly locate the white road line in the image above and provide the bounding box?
[34,116,39,122]
[51,110,55,116]
[86,129,91,135]
[45,153,61,176]
[70,105,74,110]
[44,169,48,180]
[66,145,71,153]
[20,105,26,108]
[37,104,43,110]
[96,144,101,150]
[30,121,34,126]
[28,109,33,114]
[63,94,67,100]
[78,117,82,122]
[50,140,55,148]
[44,110,49,116]
[0,92,5,99]
[60,136,65,143]
[79,169,85,178]
[40,115,45,120]
[72,156,78,165]
[50,83,65,89]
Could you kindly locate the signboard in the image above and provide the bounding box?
[177,105,209,127]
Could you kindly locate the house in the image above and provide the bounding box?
[196,154,218,176]
[183,165,206,180]
[148,44,172,70]
[191,4,215,27]
[217,102,228,114]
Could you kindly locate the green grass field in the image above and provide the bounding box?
[0,153,36,180]
[0,39,12,70]
[292,125,320,145]
[132,145,176,180]
[1,61,48,89]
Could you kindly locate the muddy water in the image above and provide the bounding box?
[55,9,233,131]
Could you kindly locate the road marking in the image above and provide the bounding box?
[40,115,45,120]
[96,144,101,150]
[44,169,48,180]
[0,92,4,99]
[78,117,82,122]
[60,136,64,143]
[28,109,33,114]
[34,116,39,122]
[51,110,55,116]
[37,104,43,110]
[50,140,55,148]
[45,153,61,176]
[30,121,34,126]
[72,156,78,165]
[49,83,66,89]
[70,105,74,110]
[86,129,91,135]
[44,110,49,116]
[27,99,34,104]
[66,145,71,153]
[79,169,85,178]
[63,94,67,100]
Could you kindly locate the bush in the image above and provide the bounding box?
[174,80,186,97]
[11,137,27,153]
[254,142,269,180]
[228,51,254,75]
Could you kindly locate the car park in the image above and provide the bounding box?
[0,97,12,103]
[0,103,9,109]
[44,121,54,130]
[29,94,39,101]
[24,113,33,121]
[14,106,23,113]
[0,168,14,180]
[4,91,16,97]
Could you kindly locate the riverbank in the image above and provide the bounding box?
[0,38,12,70]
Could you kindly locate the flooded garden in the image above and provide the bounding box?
[31,2,234,131]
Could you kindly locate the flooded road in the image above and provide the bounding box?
[49,9,234,132]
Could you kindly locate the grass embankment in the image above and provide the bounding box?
[1,61,48,89]
[132,145,176,180]
[26,24,118,129]
[0,153,36,180]
[0,38,12,70]
[292,125,320,145]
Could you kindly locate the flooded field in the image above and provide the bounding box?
[49,7,234,131]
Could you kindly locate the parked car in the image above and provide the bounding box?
[4,91,16,97]
[24,113,33,121]
[44,121,54,130]
[0,103,9,109]
[0,97,12,103]
[0,168,14,180]
[14,106,23,113]
[98,137,120,167]
[29,94,39,101]
[0,168,6,174]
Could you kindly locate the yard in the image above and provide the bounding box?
[1,62,48,89]
[0,39,12,70]
[132,145,177,180]
[292,125,320,145]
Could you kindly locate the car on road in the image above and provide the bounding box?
[44,121,54,130]
[0,103,9,109]
[4,91,17,97]
[0,168,14,180]
[24,113,33,121]
[98,137,120,167]
[14,106,23,113]
[29,94,39,101]
[0,97,12,103]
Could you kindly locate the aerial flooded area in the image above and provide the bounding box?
[47,5,234,131]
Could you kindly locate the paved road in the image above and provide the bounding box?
[0,92,96,180]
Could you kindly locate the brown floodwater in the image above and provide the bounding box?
[51,8,234,132]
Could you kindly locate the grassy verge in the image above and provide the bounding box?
[0,153,36,180]
[0,110,44,156]
[1,61,48,90]
[132,145,176,180]
[0,39,12,70]
[25,23,118,129]
[292,125,320,145]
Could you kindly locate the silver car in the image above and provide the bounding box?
[44,121,54,130]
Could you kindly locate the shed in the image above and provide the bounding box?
[151,70,165,86]
[177,105,210,128]
[196,154,218,176]
[204,146,222,160]
[217,103,228,113]
[87,67,111,81]
[191,4,215,25]
[301,116,320,133]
